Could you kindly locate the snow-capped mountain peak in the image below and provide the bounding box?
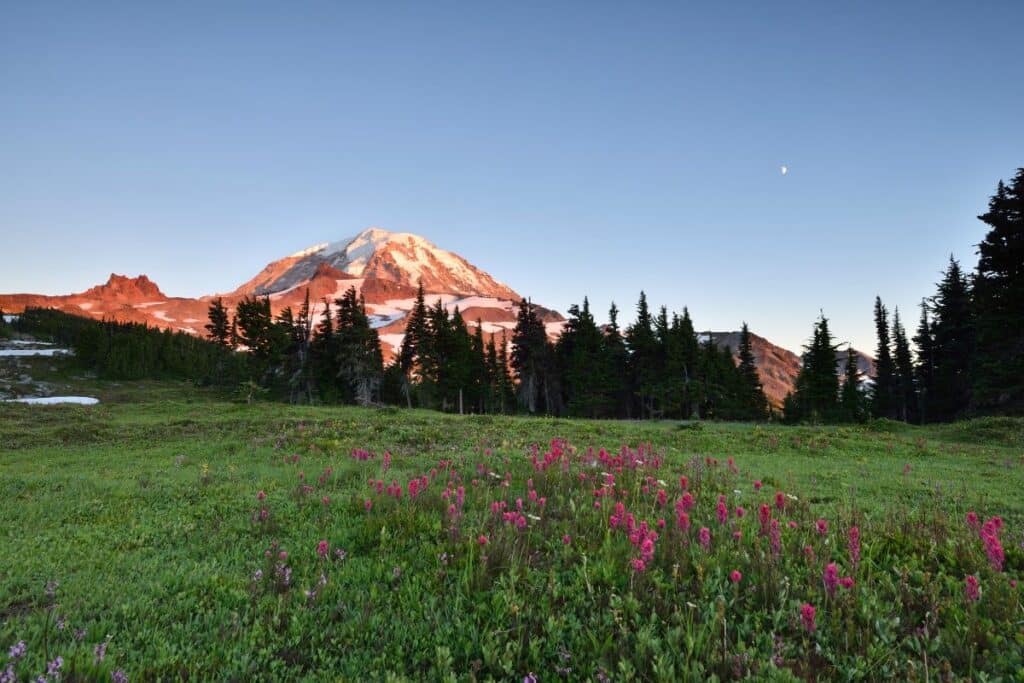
[237,227,519,300]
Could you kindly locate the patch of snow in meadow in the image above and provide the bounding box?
[5,396,99,405]
[152,311,176,322]
[451,296,514,311]
[5,340,54,346]
[2,315,18,323]
[182,318,200,323]
[78,302,94,310]
[133,302,165,308]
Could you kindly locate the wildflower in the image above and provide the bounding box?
[253,569,263,582]
[8,641,26,659]
[392,566,402,579]
[787,520,798,529]
[657,518,666,529]
[1010,579,1017,589]
[95,639,109,664]
[680,492,695,512]
[733,530,742,541]
[524,674,538,683]
[364,499,372,512]
[256,490,266,501]
[730,570,742,583]
[322,496,330,506]
[753,480,762,491]
[823,562,839,596]
[631,558,646,572]
[111,671,127,683]
[716,500,729,525]
[334,548,347,561]
[699,527,711,550]
[800,603,816,633]
[769,519,781,557]
[478,535,488,545]
[317,540,329,559]
[279,551,287,561]
[45,580,59,600]
[562,534,571,545]
[758,504,771,535]
[815,519,828,535]
[75,628,86,642]
[965,575,980,602]
[735,506,746,518]
[848,527,861,566]
[676,512,690,532]
[679,475,688,490]
[774,491,785,511]
[839,576,855,589]
[803,545,815,561]
[983,532,1005,572]
[46,657,63,677]
[656,489,667,506]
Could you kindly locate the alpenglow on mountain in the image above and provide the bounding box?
[0,227,868,406]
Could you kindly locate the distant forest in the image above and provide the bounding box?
[4,167,1021,424]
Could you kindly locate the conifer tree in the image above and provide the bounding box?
[871,296,897,419]
[511,298,556,414]
[398,283,428,408]
[972,168,1024,413]
[913,299,935,423]
[334,287,383,406]
[556,297,608,417]
[787,313,840,422]
[204,297,231,347]
[892,308,916,422]
[496,329,515,413]
[930,257,974,420]
[840,345,864,422]
[736,322,768,420]
[626,292,658,418]
[602,303,630,418]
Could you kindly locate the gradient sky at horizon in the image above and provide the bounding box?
[2,1,1022,353]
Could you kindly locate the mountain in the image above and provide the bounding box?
[232,228,520,300]
[0,226,870,405]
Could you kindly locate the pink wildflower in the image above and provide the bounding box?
[699,526,711,550]
[256,490,266,501]
[839,576,855,589]
[679,475,688,490]
[848,526,861,566]
[716,500,729,525]
[823,562,839,596]
[753,480,762,491]
[478,535,488,545]
[964,575,980,602]
[364,498,372,512]
[815,519,828,535]
[562,534,571,545]
[800,603,816,633]
[735,506,746,518]
[631,558,646,572]
[317,540,329,559]
[774,491,785,511]
[730,570,742,583]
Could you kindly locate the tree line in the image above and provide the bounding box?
[784,168,1024,423]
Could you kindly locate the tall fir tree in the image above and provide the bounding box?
[204,297,231,347]
[871,296,897,419]
[736,322,768,420]
[930,257,974,421]
[913,299,935,423]
[625,292,659,418]
[892,308,916,422]
[839,345,864,422]
[972,168,1024,413]
[787,313,840,422]
[556,297,610,417]
[602,303,630,418]
[398,282,428,408]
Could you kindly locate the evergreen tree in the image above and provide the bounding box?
[870,296,897,419]
[311,298,340,402]
[625,292,658,418]
[495,329,515,413]
[736,322,768,420]
[204,297,231,347]
[892,308,916,422]
[787,313,840,422]
[913,299,935,423]
[840,345,865,422]
[972,169,1024,413]
[334,287,383,406]
[398,283,428,408]
[556,297,609,417]
[930,257,974,421]
[511,298,558,414]
[602,303,630,418]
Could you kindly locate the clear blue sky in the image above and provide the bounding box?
[2,1,1022,353]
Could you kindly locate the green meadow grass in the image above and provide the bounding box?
[1,363,1022,680]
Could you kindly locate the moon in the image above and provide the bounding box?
[780,165,788,176]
